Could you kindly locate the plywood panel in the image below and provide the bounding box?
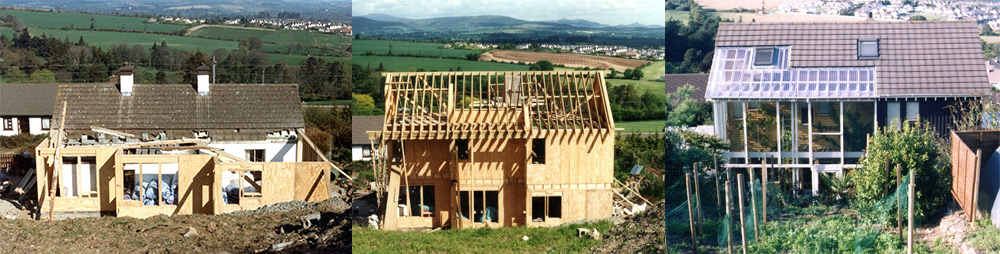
[263,162,296,203]
[292,162,330,202]
[96,147,118,212]
[178,155,214,215]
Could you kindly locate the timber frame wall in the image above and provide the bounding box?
[34,137,331,218]
[368,71,615,230]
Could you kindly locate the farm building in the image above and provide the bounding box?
[32,65,338,219]
[704,21,990,194]
[367,71,616,230]
[0,83,58,136]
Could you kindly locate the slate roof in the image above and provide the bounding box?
[0,83,59,116]
[715,21,990,97]
[54,83,304,141]
[665,74,710,102]
[352,115,383,145]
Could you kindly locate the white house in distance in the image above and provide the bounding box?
[54,65,307,163]
[0,83,58,136]
[351,115,383,161]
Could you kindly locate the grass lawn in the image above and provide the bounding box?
[666,10,690,22]
[0,9,188,33]
[352,221,612,253]
[353,56,529,72]
[188,26,350,51]
[639,61,665,81]
[616,120,664,133]
[353,39,482,58]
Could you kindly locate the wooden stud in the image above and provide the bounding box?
[972,148,982,222]
[48,100,68,220]
[685,173,698,254]
[897,163,902,238]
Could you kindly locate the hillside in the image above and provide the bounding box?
[354,15,664,48]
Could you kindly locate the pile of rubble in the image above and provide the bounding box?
[591,201,665,253]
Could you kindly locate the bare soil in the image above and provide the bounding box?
[479,50,650,71]
[591,202,665,253]
[0,198,351,253]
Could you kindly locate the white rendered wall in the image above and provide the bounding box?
[209,141,298,162]
[28,117,48,135]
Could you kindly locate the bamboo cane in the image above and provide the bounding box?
[907,170,915,254]
[693,163,703,232]
[686,173,698,254]
[738,174,748,254]
[725,180,733,254]
[749,167,759,240]
[896,163,902,239]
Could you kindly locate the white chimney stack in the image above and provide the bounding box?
[196,64,211,95]
[119,64,134,96]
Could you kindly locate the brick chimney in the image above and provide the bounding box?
[196,64,211,95]
[119,64,134,96]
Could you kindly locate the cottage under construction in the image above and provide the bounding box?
[31,65,342,219]
[367,71,616,230]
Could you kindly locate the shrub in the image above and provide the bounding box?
[850,123,950,224]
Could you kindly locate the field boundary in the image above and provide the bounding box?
[185,24,276,36]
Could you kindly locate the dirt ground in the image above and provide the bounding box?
[917,209,984,254]
[591,202,665,253]
[0,198,351,253]
[479,50,650,71]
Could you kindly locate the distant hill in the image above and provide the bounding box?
[355,15,664,48]
[0,0,351,22]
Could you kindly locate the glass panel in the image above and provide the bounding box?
[811,102,840,133]
[161,163,178,205]
[779,102,794,153]
[797,102,810,152]
[727,102,745,152]
[748,102,778,152]
[844,102,875,152]
[812,134,841,152]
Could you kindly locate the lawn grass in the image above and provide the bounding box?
[352,55,529,72]
[188,26,350,51]
[0,9,188,33]
[616,120,664,133]
[639,61,666,81]
[353,39,482,58]
[352,220,613,253]
[967,219,1000,252]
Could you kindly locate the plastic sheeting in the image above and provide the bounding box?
[706,47,877,100]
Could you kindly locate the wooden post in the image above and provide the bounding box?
[738,174,748,254]
[685,173,699,254]
[762,161,768,224]
[693,163,703,231]
[972,149,982,222]
[749,166,759,240]
[907,170,915,254]
[47,101,68,220]
[725,180,733,254]
[715,165,722,217]
[896,163,902,238]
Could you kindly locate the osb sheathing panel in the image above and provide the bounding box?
[457,138,526,182]
[527,132,613,186]
[402,140,451,179]
[292,162,330,202]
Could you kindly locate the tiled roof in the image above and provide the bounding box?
[665,74,710,102]
[352,115,383,144]
[716,21,990,97]
[0,83,59,116]
[54,83,304,141]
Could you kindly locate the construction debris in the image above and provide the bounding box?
[183,226,198,237]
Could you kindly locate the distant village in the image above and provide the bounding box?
[448,42,665,60]
[147,15,352,35]
[776,0,1000,31]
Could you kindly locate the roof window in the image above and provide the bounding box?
[858,39,879,59]
[754,47,775,66]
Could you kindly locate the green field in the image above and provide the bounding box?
[616,120,665,133]
[666,10,690,22]
[353,221,612,253]
[188,26,350,51]
[0,9,188,33]
[353,39,482,58]
[638,61,666,81]
[0,28,345,64]
[353,56,529,72]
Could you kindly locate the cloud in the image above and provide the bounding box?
[353,0,662,26]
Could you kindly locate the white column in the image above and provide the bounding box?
[812,169,820,195]
[808,101,817,195]
[840,102,845,165]
[776,102,782,165]
[743,101,750,165]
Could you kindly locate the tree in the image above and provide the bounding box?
[909,15,927,21]
[155,70,167,84]
[5,67,26,83]
[607,68,618,78]
[239,36,263,52]
[27,69,56,83]
[352,93,382,115]
[631,69,644,80]
[623,69,633,79]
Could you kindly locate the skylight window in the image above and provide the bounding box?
[858,39,879,59]
[754,47,775,66]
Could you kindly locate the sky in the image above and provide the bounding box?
[353,0,663,26]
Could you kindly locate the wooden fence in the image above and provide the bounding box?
[950,130,999,222]
[0,152,14,170]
